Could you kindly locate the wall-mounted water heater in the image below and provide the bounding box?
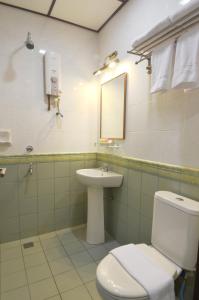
[44,52,62,112]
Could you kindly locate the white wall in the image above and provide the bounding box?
[0,5,99,155]
[98,0,199,168]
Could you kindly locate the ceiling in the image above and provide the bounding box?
[0,0,128,32]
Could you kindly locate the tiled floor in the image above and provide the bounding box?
[0,226,120,300]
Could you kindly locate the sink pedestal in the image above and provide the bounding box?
[87,187,104,244]
[76,168,123,245]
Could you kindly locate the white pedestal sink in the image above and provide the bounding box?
[76,168,123,244]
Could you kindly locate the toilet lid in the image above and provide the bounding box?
[96,244,182,299]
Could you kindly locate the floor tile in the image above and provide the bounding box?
[1,270,27,292]
[87,245,108,261]
[77,262,97,283]
[86,280,103,300]
[0,230,117,300]
[1,286,30,300]
[49,256,73,275]
[44,245,67,262]
[58,231,78,243]
[72,227,86,240]
[41,237,61,250]
[1,246,22,261]
[80,240,97,250]
[54,269,82,293]
[1,240,21,250]
[103,241,120,251]
[21,236,40,245]
[47,296,62,300]
[61,285,92,300]
[63,240,85,255]
[1,257,24,275]
[70,251,93,268]
[26,263,52,283]
[40,231,57,240]
[56,228,71,237]
[95,260,102,265]
[24,252,47,268]
[29,278,59,300]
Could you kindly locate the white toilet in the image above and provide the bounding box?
[96,191,199,300]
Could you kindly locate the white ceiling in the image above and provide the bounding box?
[0,0,52,14]
[0,0,127,31]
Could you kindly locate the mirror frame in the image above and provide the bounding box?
[100,72,127,140]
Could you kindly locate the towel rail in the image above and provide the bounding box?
[128,8,199,73]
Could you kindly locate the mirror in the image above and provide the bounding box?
[100,73,127,140]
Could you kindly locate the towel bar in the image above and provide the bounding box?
[128,7,199,74]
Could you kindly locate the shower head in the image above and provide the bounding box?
[25,32,34,50]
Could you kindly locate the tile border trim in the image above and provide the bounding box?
[0,152,96,164]
[97,153,199,185]
[0,152,198,185]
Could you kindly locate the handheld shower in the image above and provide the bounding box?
[25,32,34,50]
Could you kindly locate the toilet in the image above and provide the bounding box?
[96,191,199,300]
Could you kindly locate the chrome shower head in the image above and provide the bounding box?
[25,32,34,50]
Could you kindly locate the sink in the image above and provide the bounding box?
[76,168,123,245]
[76,168,123,187]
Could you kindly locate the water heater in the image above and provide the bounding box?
[44,52,61,97]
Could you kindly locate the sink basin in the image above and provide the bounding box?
[76,168,123,187]
[76,168,123,245]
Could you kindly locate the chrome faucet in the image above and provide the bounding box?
[28,163,33,175]
[100,164,109,172]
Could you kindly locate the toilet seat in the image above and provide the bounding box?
[96,244,182,300]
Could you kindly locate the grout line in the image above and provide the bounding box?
[51,230,97,295]
[21,248,32,300]
[0,228,111,299]
[39,230,96,298]
[0,242,31,297]
[38,237,63,299]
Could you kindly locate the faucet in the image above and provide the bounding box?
[100,164,109,172]
[28,163,33,175]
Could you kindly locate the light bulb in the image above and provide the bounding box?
[39,49,46,54]
[180,0,191,5]
[94,70,102,76]
[108,61,117,68]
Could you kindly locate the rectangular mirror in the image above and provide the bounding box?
[100,73,127,140]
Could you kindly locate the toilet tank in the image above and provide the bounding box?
[151,191,199,271]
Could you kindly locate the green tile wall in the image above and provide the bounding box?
[97,153,199,300]
[0,152,198,299]
[0,153,96,243]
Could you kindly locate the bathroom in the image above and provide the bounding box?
[0,0,199,299]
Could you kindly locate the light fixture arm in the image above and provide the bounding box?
[93,50,119,76]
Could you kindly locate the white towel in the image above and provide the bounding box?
[132,17,172,49]
[172,25,199,89]
[111,244,175,300]
[151,40,175,94]
[170,0,199,24]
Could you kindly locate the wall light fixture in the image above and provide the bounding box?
[93,51,119,76]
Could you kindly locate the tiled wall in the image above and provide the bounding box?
[99,0,199,169]
[0,154,96,243]
[97,153,199,300]
[0,5,98,155]
[1,152,198,298]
